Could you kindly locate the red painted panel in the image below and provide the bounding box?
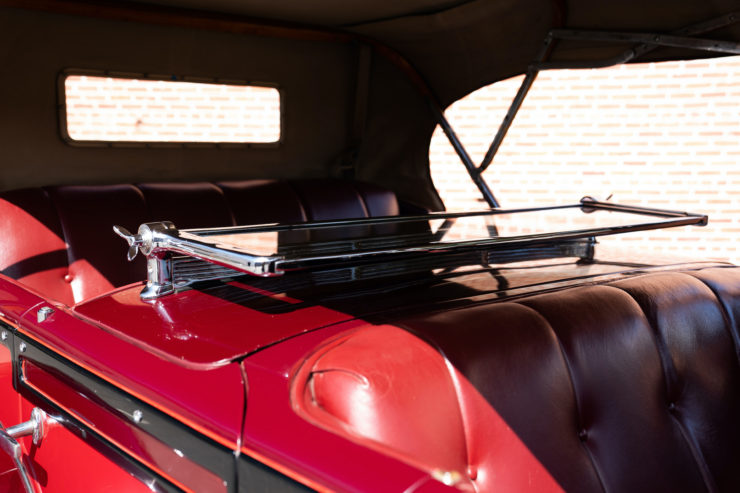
[0,276,46,325]
[0,343,21,481]
[74,282,354,366]
[0,469,25,493]
[0,343,21,439]
[22,360,226,492]
[239,321,462,493]
[241,319,564,493]
[18,399,153,493]
[17,301,244,448]
[1,346,152,492]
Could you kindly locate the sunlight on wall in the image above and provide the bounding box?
[430,57,740,264]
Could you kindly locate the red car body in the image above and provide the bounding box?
[1,1,740,492]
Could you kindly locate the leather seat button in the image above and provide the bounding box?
[467,465,478,480]
[578,429,588,441]
[668,402,676,412]
[63,274,73,283]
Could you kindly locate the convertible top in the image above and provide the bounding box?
[1,0,739,208]
[96,0,740,104]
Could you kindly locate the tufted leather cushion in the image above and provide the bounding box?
[0,179,401,304]
[137,182,235,229]
[47,185,150,302]
[218,180,307,225]
[298,267,740,493]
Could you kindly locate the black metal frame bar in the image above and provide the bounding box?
[444,11,740,203]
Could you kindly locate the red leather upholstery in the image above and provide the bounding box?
[0,180,401,304]
[297,267,740,493]
[0,188,73,304]
[48,185,150,302]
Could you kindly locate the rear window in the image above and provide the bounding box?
[61,73,281,145]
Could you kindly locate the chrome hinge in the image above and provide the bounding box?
[0,407,55,493]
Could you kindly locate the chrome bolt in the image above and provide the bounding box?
[132,409,143,423]
[18,342,26,353]
[37,306,55,323]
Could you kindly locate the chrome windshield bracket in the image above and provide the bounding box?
[1,407,55,493]
[115,221,284,300]
[141,255,175,300]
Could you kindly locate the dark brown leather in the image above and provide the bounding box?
[0,180,401,304]
[613,272,740,492]
[291,179,369,221]
[301,267,740,493]
[138,182,234,228]
[47,184,150,301]
[218,180,307,225]
[0,188,74,305]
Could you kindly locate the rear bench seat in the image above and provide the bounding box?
[0,180,401,305]
[6,178,740,493]
[296,267,740,492]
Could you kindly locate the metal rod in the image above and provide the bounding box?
[550,29,740,55]
[477,34,555,175]
[187,204,587,236]
[429,102,500,207]
[579,197,708,224]
[538,11,740,71]
[476,68,538,175]
[187,198,707,236]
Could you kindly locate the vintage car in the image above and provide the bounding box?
[1,0,740,492]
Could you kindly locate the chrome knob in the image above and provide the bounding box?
[0,407,55,493]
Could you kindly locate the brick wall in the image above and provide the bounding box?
[430,56,740,264]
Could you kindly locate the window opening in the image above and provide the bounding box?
[61,73,281,145]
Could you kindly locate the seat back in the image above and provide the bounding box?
[0,179,401,304]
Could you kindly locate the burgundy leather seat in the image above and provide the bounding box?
[0,179,401,305]
[297,266,740,493]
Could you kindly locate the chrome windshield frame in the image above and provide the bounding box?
[115,198,708,300]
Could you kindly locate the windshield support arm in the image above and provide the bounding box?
[473,11,740,184]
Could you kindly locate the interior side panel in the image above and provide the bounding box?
[0,7,354,190]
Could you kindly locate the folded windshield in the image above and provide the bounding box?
[114,198,706,300]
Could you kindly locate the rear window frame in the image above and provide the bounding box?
[57,68,284,149]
